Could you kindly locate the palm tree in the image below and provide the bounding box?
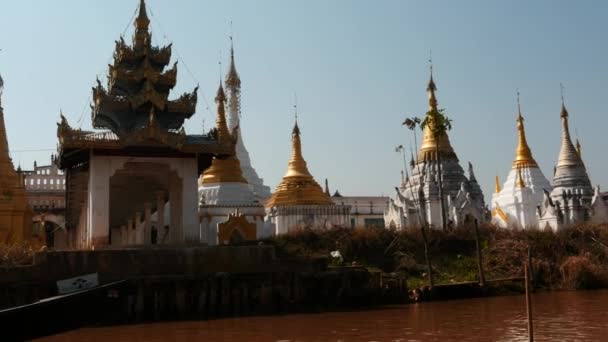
[403,116,434,287]
[420,108,452,230]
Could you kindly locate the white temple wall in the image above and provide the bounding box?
[267,205,351,235]
[492,166,552,230]
[199,182,258,205]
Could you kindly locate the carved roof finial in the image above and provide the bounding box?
[225,28,241,90]
[560,83,568,118]
[427,51,437,111]
[135,0,150,30]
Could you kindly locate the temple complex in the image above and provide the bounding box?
[491,97,552,229]
[56,0,231,249]
[384,70,486,230]
[224,41,271,200]
[539,99,595,229]
[198,83,268,245]
[265,118,350,234]
[0,75,33,245]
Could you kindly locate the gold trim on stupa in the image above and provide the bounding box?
[417,72,457,161]
[200,83,247,185]
[495,175,501,193]
[515,167,526,188]
[512,95,538,169]
[265,120,333,207]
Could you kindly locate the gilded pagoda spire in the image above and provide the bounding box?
[225,36,242,131]
[417,66,457,161]
[0,78,12,168]
[214,82,231,145]
[225,37,241,91]
[200,82,247,185]
[512,92,538,169]
[266,114,333,207]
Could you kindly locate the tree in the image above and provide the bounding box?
[420,108,452,230]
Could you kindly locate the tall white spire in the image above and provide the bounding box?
[224,36,271,199]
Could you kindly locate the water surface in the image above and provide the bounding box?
[38,290,608,341]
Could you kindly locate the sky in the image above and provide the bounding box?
[0,0,606,200]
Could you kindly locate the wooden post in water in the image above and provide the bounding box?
[527,245,534,289]
[525,262,534,342]
[473,219,485,286]
[420,225,434,288]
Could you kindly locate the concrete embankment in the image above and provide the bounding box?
[0,245,407,324]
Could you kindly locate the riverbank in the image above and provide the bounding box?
[264,224,608,291]
[0,245,407,340]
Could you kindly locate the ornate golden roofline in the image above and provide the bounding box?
[57,113,231,155]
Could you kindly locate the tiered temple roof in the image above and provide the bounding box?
[92,0,197,134]
[57,0,231,168]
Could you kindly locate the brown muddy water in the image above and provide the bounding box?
[37,289,608,341]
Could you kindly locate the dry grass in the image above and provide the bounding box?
[265,224,608,290]
[0,242,35,267]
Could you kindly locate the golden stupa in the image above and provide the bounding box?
[265,120,333,207]
[0,81,33,244]
[199,83,247,185]
[417,73,457,161]
[512,97,538,169]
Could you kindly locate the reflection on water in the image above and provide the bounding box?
[38,290,608,341]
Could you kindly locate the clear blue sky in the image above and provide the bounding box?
[0,0,606,200]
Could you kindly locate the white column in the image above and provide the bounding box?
[127,219,134,245]
[156,191,165,244]
[120,225,126,245]
[169,176,182,244]
[135,212,142,245]
[144,202,152,245]
[88,157,111,248]
[181,162,199,243]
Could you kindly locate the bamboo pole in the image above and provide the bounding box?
[473,219,485,286]
[525,262,534,342]
[420,225,434,288]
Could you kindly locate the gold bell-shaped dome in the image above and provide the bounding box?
[200,83,247,185]
[265,120,333,207]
